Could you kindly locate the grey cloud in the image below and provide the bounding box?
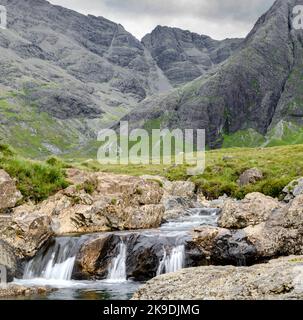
[49,0,276,39]
[103,0,274,22]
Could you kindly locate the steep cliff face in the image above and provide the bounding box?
[142,26,242,86]
[125,0,303,148]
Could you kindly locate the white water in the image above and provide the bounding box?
[106,241,127,282]
[23,237,82,281]
[160,208,219,232]
[43,255,76,280]
[157,245,185,275]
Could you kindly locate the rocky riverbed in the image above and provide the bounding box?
[2,168,303,299]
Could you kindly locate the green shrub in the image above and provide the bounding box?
[0,156,69,202]
[83,180,97,195]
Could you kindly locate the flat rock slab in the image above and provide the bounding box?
[133,256,303,300]
[0,284,54,298]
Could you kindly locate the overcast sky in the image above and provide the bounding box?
[48,0,276,40]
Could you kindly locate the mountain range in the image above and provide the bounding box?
[0,0,302,157]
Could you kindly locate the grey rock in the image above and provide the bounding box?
[0,170,22,212]
[191,194,303,266]
[218,192,283,229]
[238,168,263,187]
[0,239,18,282]
[133,256,303,300]
[283,178,303,201]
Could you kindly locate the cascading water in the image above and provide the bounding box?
[157,245,185,275]
[107,240,127,282]
[23,237,83,281]
[15,205,219,300]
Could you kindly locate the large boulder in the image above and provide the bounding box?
[141,175,197,220]
[133,256,303,300]
[1,210,54,258]
[163,181,196,199]
[74,234,121,280]
[190,226,258,266]
[75,232,195,282]
[218,192,283,229]
[0,170,22,212]
[244,194,303,259]
[191,194,303,265]
[237,168,263,187]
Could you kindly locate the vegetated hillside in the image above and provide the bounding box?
[0,0,240,158]
[0,0,170,157]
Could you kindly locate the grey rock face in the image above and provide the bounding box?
[142,26,242,86]
[126,0,303,148]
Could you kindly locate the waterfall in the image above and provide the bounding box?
[23,237,82,281]
[107,241,127,282]
[157,245,185,275]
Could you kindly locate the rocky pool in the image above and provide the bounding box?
[13,207,219,300]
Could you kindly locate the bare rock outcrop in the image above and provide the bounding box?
[218,192,284,229]
[133,256,303,300]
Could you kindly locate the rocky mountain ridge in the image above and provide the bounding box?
[0,0,240,157]
[125,0,303,149]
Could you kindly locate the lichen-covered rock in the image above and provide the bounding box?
[141,175,197,220]
[133,256,303,300]
[0,170,22,212]
[218,192,283,229]
[283,178,303,201]
[10,171,165,236]
[1,211,54,259]
[162,196,196,220]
